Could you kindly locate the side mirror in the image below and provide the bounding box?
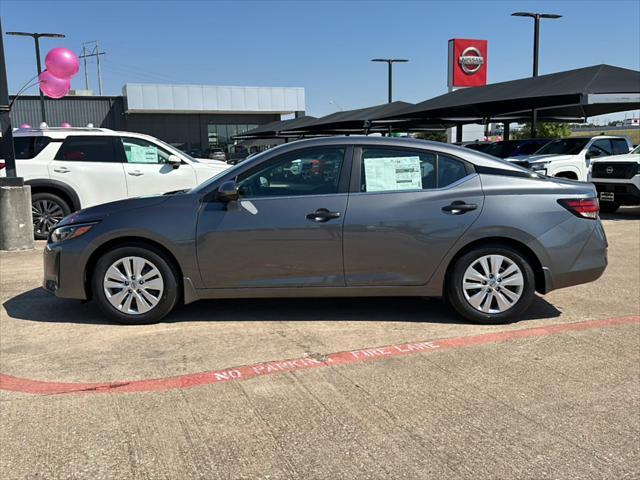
[167,154,182,169]
[216,180,240,202]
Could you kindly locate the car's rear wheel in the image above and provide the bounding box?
[599,201,620,214]
[92,245,179,325]
[31,192,71,240]
[446,245,536,324]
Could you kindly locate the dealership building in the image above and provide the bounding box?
[10,83,306,155]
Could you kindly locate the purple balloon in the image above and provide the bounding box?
[45,48,79,79]
[19,123,32,129]
[39,71,71,99]
[60,122,72,128]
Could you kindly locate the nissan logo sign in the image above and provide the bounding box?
[606,166,614,174]
[458,47,484,75]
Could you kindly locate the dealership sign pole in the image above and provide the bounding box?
[447,38,488,142]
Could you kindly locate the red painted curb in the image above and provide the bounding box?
[1,316,638,396]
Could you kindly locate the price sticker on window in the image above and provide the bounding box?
[364,156,422,192]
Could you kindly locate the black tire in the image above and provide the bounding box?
[599,202,620,214]
[446,244,536,324]
[91,245,180,325]
[31,192,71,240]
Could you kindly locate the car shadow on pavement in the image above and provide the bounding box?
[3,287,561,326]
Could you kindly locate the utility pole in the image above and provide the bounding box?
[79,41,105,95]
[511,12,562,138]
[371,58,409,103]
[6,30,65,123]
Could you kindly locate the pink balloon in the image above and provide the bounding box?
[19,124,31,129]
[60,122,72,128]
[39,71,70,99]
[45,48,79,79]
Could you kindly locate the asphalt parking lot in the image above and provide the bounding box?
[1,208,639,480]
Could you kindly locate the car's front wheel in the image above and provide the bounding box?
[446,245,536,324]
[92,245,179,324]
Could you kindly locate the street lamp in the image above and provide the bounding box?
[371,58,408,103]
[512,12,562,137]
[6,31,66,123]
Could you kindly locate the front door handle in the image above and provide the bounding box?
[53,167,70,173]
[306,208,341,222]
[442,201,477,215]
[128,170,144,176]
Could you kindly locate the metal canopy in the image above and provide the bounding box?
[376,64,640,123]
[234,115,317,139]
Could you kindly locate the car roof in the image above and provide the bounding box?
[12,127,115,139]
[252,136,529,172]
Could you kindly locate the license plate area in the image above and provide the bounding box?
[600,191,615,202]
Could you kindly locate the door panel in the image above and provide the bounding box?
[344,146,484,286]
[119,137,197,197]
[196,195,347,288]
[49,136,127,208]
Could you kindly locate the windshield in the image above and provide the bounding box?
[153,138,200,163]
[535,138,590,156]
[632,145,640,154]
[484,141,519,159]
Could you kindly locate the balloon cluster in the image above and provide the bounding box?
[39,48,80,99]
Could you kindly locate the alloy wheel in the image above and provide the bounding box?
[103,256,164,315]
[32,199,65,236]
[462,254,524,314]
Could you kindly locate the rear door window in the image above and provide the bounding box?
[55,136,120,162]
[360,148,470,193]
[13,136,51,159]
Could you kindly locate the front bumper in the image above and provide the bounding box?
[593,179,640,205]
[42,242,89,300]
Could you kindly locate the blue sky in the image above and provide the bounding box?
[2,0,639,120]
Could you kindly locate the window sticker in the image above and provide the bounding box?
[125,144,159,164]
[364,156,422,192]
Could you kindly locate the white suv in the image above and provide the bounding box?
[1,127,229,238]
[590,145,640,213]
[507,135,633,181]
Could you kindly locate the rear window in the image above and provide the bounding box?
[611,139,630,155]
[13,136,51,159]
[55,136,119,162]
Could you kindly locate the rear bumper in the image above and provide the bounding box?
[542,220,608,292]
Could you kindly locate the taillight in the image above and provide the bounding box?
[558,198,599,219]
[0,161,5,170]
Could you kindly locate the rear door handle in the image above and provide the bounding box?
[442,201,477,215]
[53,167,70,173]
[128,170,144,176]
[306,208,341,222]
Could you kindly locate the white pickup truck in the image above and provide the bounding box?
[590,145,640,213]
[507,135,633,181]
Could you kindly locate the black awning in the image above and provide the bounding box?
[234,116,317,139]
[378,65,640,122]
[286,101,414,134]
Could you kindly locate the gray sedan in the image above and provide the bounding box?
[43,137,607,325]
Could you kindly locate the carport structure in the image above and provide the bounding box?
[233,115,318,140]
[374,64,640,139]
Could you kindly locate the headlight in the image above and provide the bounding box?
[530,162,549,171]
[50,222,98,243]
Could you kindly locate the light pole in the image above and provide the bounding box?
[371,58,408,103]
[511,12,562,137]
[6,30,65,123]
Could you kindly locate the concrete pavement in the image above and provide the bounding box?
[1,208,639,479]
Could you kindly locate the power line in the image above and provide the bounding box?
[79,41,105,94]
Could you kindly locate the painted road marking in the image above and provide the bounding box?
[1,316,638,396]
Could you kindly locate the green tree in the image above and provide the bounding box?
[513,122,572,139]
[413,131,447,142]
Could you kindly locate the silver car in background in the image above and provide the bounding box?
[42,137,607,325]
